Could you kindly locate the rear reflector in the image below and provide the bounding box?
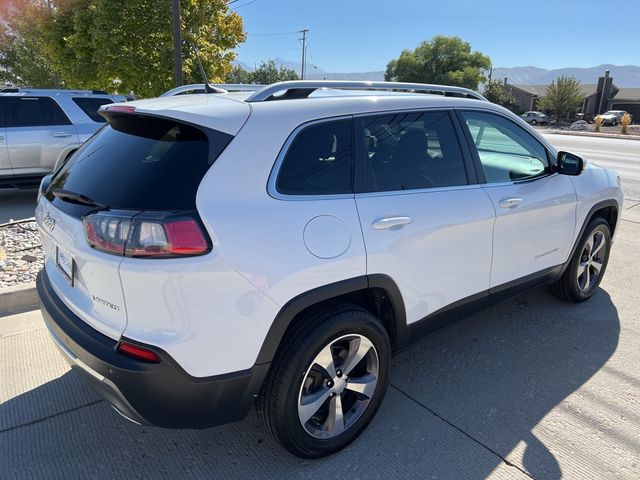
[83,212,210,258]
[117,341,161,363]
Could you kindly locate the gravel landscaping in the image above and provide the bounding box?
[0,220,43,289]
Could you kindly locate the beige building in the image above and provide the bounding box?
[504,71,640,119]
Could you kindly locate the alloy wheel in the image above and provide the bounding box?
[577,230,606,292]
[297,334,379,439]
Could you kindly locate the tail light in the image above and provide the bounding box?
[84,211,210,258]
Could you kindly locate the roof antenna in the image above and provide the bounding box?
[190,43,227,94]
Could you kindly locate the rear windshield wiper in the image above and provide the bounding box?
[53,189,108,209]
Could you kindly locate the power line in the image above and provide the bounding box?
[240,47,301,52]
[248,31,299,37]
[231,0,258,10]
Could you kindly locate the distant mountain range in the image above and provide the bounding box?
[234,60,640,87]
[492,64,640,87]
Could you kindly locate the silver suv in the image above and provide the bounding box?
[0,88,126,188]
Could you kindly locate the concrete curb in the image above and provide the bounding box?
[538,128,640,141]
[0,282,38,318]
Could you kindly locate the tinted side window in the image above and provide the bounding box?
[461,111,548,183]
[361,111,468,192]
[72,97,114,122]
[276,119,353,195]
[6,97,71,127]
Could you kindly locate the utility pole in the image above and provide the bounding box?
[299,29,309,80]
[172,0,183,87]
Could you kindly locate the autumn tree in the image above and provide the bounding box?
[1,0,246,97]
[385,35,491,91]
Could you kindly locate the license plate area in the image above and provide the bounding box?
[56,245,75,286]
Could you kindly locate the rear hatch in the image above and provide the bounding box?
[36,99,247,339]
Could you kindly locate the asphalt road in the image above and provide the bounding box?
[540,133,640,202]
[0,188,37,224]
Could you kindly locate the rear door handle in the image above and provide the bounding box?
[52,132,71,138]
[498,197,523,208]
[0,135,4,141]
[371,216,413,230]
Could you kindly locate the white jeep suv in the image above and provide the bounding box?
[36,81,623,458]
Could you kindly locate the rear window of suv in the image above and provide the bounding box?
[72,97,114,122]
[47,114,232,211]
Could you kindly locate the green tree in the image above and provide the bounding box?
[538,76,583,121]
[385,35,491,90]
[225,64,254,84]
[0,1,58,87]
[250,60,298,85]
[482,79,517,111]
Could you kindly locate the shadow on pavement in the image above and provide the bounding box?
[391,287,621,479]
[0,287,620,479]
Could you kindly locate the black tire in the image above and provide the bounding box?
[531,119,538,125]
[256,303,391,458]
[551,217,612,302]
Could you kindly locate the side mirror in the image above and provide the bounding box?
[556,151,584,176]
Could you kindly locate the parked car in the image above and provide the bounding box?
[36,80,622,458]
[0,88,127,188]
[521,110,549,125]
[599,110,628,126]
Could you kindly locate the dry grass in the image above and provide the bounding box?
[594,115,604,132]
[621,113,632,134]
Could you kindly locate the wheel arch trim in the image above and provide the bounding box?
[254,274,408,365]
[562,198,619,275]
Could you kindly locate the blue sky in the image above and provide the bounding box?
[234,0,640,72]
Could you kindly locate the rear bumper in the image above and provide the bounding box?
[36,269,269,429]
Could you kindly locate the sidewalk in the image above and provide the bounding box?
[536,127,640,141]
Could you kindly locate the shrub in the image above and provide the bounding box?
[621,113,632,134]
[594,115,604,132]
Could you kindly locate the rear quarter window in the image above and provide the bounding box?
[276,119,353,195]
